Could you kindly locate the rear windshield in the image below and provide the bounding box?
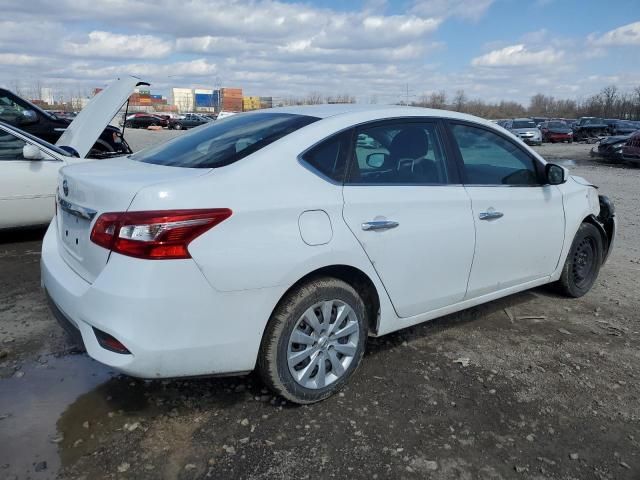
[131,112,319,168]
[512,120,536,129]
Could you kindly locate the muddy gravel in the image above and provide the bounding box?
[0,138,638,480]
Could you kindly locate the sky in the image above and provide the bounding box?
[0,0,638,105]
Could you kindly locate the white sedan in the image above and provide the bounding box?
[42,105,616,403]
[0,76,147,230]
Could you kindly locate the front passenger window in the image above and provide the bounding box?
[450,124,540,185]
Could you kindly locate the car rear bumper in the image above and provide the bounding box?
[41,221,281,378]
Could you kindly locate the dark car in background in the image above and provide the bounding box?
[622,130,640,165]
[168,113,211,130]
[591,135,630,162]
[124,113,169,129]
[573,117,608,141]
[540,120,573,143]
[607,120,639,136]
[0,88,131,158]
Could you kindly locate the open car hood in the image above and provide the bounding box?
[56,76,148,158]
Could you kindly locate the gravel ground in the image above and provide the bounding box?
[0,133,638,480]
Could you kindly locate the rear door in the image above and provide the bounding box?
[342,119,475,318]
[446,121,565,299]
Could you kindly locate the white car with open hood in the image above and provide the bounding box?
[42,105,617,404]
[0,76,146,229]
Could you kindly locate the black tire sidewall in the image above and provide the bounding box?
[265,279,368,403]
[564,223,603,297]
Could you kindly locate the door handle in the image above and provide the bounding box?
[479,210,504,221]
[362,220,399,231]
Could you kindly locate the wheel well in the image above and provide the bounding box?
[275,265,381,335]
[582,215,610,257]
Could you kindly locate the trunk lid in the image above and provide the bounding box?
[55,76,148,158]
[56,157,209,282]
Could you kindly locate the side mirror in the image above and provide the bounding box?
[18,109,38,126]
[546,163,566,185]
[366,152,387,168]
[23,143,43,160]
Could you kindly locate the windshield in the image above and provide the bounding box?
[582,118,604,125]
[512,120,536,129]
[547,121,567,128]
[132,113,319,168]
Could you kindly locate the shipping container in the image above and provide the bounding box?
[195,93,217,108]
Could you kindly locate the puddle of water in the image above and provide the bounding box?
[0,354,114,479]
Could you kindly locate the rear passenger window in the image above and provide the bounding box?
[450,124,540,185]
[347,122,449,185]
[301,131,350,182]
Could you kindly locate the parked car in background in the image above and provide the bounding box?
[43,105,615,404]
[607,120,639,136]
[506,118,542,145]
[169,113,211,129]
[532,117,548,128]
[0,76,146,229]
[540,120,573,143]
[573,117,608,141]
[124,113,169,129]
[216,111,238,120]
[0,87,133,158]
[591,135,630,162]
[622,130,640,165]
[48,110,77,121]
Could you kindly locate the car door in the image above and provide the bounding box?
[342,119,476,318]
[446,121,565,299]
[0,128,64,229]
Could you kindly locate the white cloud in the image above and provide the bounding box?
[588,21,640,47]
[63,31,173,59]
[411,0,494,21]
[0,53,45,66]
[471,44,564,67]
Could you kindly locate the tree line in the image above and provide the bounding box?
[412,85,640,120]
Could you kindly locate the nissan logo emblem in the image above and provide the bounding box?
[62,179,69,197]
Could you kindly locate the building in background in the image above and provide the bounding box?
[40,87,54,105]
[221,87,242,112]
[194,88,218,112]
[259,97,273,109]
[243,96,261,111]
[171,87,194,112]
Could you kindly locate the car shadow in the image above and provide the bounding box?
[0,226,47,245]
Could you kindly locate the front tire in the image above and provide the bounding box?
[258,277,368,404]
[555,223,603,298]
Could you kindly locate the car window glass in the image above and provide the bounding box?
[0,129,26,160]
[301,131,350,182]
[450,123,539,186]
[132,113,319,168]
[347,122,449,185]
[0,94,29,123]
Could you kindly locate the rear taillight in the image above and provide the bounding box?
[90,209,232,260]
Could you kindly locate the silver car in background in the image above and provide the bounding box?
[506,118,542,146]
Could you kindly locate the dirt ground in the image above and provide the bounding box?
[0,137,638,480]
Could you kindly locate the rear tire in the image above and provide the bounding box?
[257,277,368,404]
[555,223,603,298]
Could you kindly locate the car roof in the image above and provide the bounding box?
[248,104,501,128]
